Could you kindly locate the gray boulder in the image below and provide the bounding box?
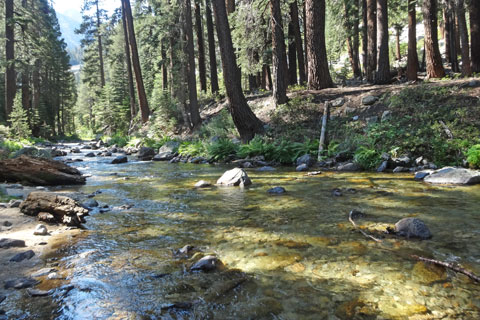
[9,250,35,262]
[190,255,224,272]
[216,168,252,187]
[82,199,99,208]
[362,95,378,105]
[0,239,26,249]
[296,154,315,167]
[137,147,156,161]
[423,167,480,185]
[336,162,361,172]
[4,277,39,289]
[376,161,388,172]
[414,170,432,181]
[159,141,180,154]
[394,218,432,239]
[267,186,286,194]
[8,199,22,208]
[381,110,392,122]
[296,164,309,172]
[85,152,95,157]
[153,152,175,161]
[12,147,52,159]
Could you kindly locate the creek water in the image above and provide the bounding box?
[6,145,480,319]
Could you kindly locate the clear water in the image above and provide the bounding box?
[5,146,480,319]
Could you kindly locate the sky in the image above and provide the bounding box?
[52,0,119,16]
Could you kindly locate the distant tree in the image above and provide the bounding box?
[270,0,288,104]
[375,0,390,84]
[423,0,445,78]
[290,1,306,84]
[195,0,207,92]
[121,3,137,120]
[205,0,219,93]
[456,0,471,76]
[406,0,419,80]
[366,0,376,82]
[5,0,15,118]
[470,0,480,72]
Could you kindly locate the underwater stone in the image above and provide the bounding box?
[395,218,432,239]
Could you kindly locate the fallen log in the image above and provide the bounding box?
[0,155,85,186]
[411,255,480,283]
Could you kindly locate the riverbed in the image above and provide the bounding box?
[3,145,480,319]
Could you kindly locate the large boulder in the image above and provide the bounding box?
[19,192,88,227]
[159,141,180,154]
[0,156,86,186]
[423,167,480,185]
[216,168,252,187]
[394,218,432,239]
[137,147,156,161]
[111,155,128,164]
[296,154,316,167]
[11,147,52,159]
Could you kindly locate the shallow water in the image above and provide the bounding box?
[5,145,480,319]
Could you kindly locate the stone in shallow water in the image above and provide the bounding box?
[424,167,480,185]
[31,268,57,277]
[296,164,309,172]
[194,180,211,188]
[0,239,26,249]
[33,224,48,236]
[267,186,286,194]
[111,155,127,164]
[27,288,51,297]
[4,277,39,289]
[190,255,224,272]
[10,250,35,262]
[395,218,432,239]
[256,166,276,172]
[216,168,252,187]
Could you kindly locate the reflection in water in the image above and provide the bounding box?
[6,149,480,319]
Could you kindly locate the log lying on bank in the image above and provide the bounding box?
[0,155,86,186]
[20,192,88,226]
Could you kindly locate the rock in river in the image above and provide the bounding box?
[137,147,156,161]
[111,155,128,164]
[33,224,48,236]
[217,168,252,187]
[395,218,432,239]
[267,187,286,194]
[4,277,39,289]
[190,255,224,272]
[194,180,211,188]
[9,250,35,262]
[423,167,480,185]
[0,155,86,186]
[0,239,26,249]
[20,192,89,227]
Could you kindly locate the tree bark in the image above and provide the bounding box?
[122,0,150,123]
[226,0,235,13]
[362,0,368,77]
[406,0,419,81]
[375,0,390,84]
[303,2,309,81]
[291,1,306,84]
[366,0,376,82]
[270,0,289,104]
[456,0,471,76]
[5,0,15,118]
[161,40,168,90]
[184,0,202,128]
[444,7,452,63]
[352,0,361,78]
[288,7,298,85]
[305,0,333,89]
[445,0,459,72]
[212,0,264,142]
[395,25,402,60]
[95,0,105,87]
[470,0,480,72]
[344,0,361,78]
[423,0,445,78]
[195,0,207,92]
[205,0,219,93]
[121,4,137,119]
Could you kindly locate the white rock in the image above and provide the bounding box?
[33,224,48,236]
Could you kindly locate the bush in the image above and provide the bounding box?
[178,141,207,157]
[354,146,382,170]
[104,134,129,147]
[9,94,31,139]
[467,145,480,168]
[207,138,239,161]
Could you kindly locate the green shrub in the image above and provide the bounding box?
[178,141,207,157]
[199,108,237,139]
[354,146,382,170]
[0,139,23,153]
[467,145,480,168]
[237,137,276,160]
[104,134,129,147]
[207,138,239,161]
[9,94,31,139]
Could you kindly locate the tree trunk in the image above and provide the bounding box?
[161,40,168,90]
[95,0,105,87]
[205,0,219,94]
[122,0,150,123]
[5,0,15,118]
[362,0,368,77]
[375,0,390,84]
[21,70,30,116]
[270,0,289,104]
[303,2,309,82]
[288,10,297,85]
[195,0,207,92]
[305,0,333,89]
[470,0,480,72]
[344,0,361,78]
[406,0,419,81]
[423,0,445,78]
[184,0,202,128]
[395,26,402,60]
[445,0,459,72]
[226,0,235,13]
[211,0,264,142]
[456,0,471,76]
[444,8,452,63]
[291,0,306,84]
[32,60,40,114]
[121,4,137,119]
[366,0,376,82]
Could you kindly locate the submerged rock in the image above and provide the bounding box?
[423,167,480,185]
[336,162,361,172]
[267,187,286,194]
[9,250,35,262]
[190,255,224,272]
[111,155,128,164]
[0,239,26,249]
[82,199,99,209]
[26,288,51,297]
[256,166,276,172]
[395,218,432,239]
[377,161,388,172]
[414,170,432,181]
[217,168,252,187]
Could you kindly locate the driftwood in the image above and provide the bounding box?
[0,155,85,186]
[412,255,480,283]
[348,210,383,243]
[438,120,454,139]
[318,101,330,161]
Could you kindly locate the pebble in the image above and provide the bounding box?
[9,250,35,262]
[34,224,48,236]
